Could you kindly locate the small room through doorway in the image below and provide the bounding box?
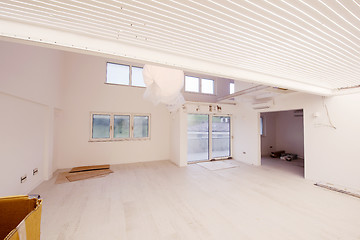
[260,109,304,177]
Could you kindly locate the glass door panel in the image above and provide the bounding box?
[212,116,231,158]
[187,114,209,162]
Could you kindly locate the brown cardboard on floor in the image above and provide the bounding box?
[0,195,42,240]
[66,169,113,182]
[69,164,110,173]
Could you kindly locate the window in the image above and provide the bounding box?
[133,116,149,138]
[132,66,146,87]
[185,76,199,92]
[106,63,129,85]
[90,113,150,141]
[106,62,146,87]
[201,79,214,94]
[114,115,130,138]
[92,114,111,139]
[185,75,215,94]
[230,82,235,94]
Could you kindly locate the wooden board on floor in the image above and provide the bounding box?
[69,164,110,173]
[55,172,71,184]
[66,169,113,182]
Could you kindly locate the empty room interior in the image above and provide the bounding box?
[1,1,360,239]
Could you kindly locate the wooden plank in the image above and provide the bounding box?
[69,164,110,173]
[66,169,113,182]
[55,172,71,184]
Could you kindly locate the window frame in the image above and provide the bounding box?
[187,113,232,163]
[184,75,216,95]
[201,78,215,95]
[184,76,200,93]
[229,82,235,94]
[105,62,146,88]
[90,112,151,142]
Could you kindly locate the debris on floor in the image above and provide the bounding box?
[271,151,298,161]
[280,153,298,161]
[315,183,360,199]
[69,164,110,173]
[55,165,113,184]
[270,150,285,158]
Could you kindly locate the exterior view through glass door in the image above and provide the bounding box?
[187,114,231,162]
[212,116,231,158]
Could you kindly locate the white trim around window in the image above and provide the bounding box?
[89,112,151,142]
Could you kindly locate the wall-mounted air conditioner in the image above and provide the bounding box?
[251,97,274,110]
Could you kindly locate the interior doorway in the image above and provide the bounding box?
[260,109,304,177]
[187,114,231,163]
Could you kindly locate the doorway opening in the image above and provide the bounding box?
[260,109,304,177]
[187,114,231,163]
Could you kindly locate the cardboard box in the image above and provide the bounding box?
[0,195,42,240]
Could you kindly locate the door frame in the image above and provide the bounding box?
[187,113,233,163]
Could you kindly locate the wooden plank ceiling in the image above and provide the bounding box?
[0,0,360,94]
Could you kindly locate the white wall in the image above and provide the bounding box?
[260,112,276,156]
[170,109,187,167]
[0,40,63,196]
[238,92,360,191]
[232,103,261,166]
[54,52,171,169]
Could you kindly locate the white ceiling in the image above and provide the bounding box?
[1,0,360,95]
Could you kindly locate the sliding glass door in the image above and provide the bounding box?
[187,114,209,162]
[187,114,231,162]
[212,116,231,158]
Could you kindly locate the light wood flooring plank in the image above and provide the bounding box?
[32,159,360,240]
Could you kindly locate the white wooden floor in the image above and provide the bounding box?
[32,159,360,240]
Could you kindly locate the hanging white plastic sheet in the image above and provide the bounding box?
[142,64,185,111]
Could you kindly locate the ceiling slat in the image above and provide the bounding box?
[1,0,359,90]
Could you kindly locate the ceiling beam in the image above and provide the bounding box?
[217,85,270,102]
[0,19,333,96]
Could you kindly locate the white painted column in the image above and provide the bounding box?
[43,106,54,180]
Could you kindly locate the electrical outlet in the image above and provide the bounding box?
[33,168,38,175]
[21,175,27,183]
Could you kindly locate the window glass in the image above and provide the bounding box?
[106,63,130,85]
[133,116,149,138]
[92,114,111,139]
[114,115,130,138]
[212,116,231,158]
[185,76,199,92]
[201,78,214,94]
[230,82,235,94]
[132,67,146,87]
[187,114,209,162]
